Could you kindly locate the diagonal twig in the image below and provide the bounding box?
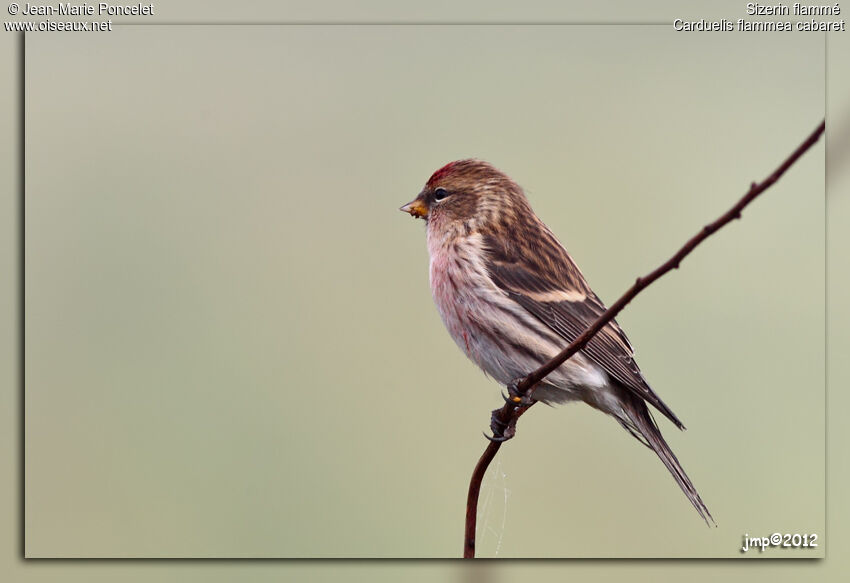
[464,120,826,559]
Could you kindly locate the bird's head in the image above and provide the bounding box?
[400,159,531,230]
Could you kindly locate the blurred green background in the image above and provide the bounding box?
[3,0,849,579]
[22,24,824,558]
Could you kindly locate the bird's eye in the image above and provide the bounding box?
[434,187,449,201]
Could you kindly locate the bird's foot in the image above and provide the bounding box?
[483,431,511,443]
[503,379,535,407]
[485,407,518,442]
[484,380,535,442]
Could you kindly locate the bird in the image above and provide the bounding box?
[399,158,713,525]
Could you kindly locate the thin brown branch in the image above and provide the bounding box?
[463,120,825,559]
[464,441,499,558]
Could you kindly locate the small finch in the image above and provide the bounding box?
[400,159,713,524]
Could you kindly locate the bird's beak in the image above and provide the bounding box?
[400,196,428,219]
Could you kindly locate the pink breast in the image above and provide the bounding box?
[430,246,475,356]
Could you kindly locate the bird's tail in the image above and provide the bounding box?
[619,394,715,526]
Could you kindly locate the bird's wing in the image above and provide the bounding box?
[482,232,684,429]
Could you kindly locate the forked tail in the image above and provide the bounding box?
[619,394,715,526]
